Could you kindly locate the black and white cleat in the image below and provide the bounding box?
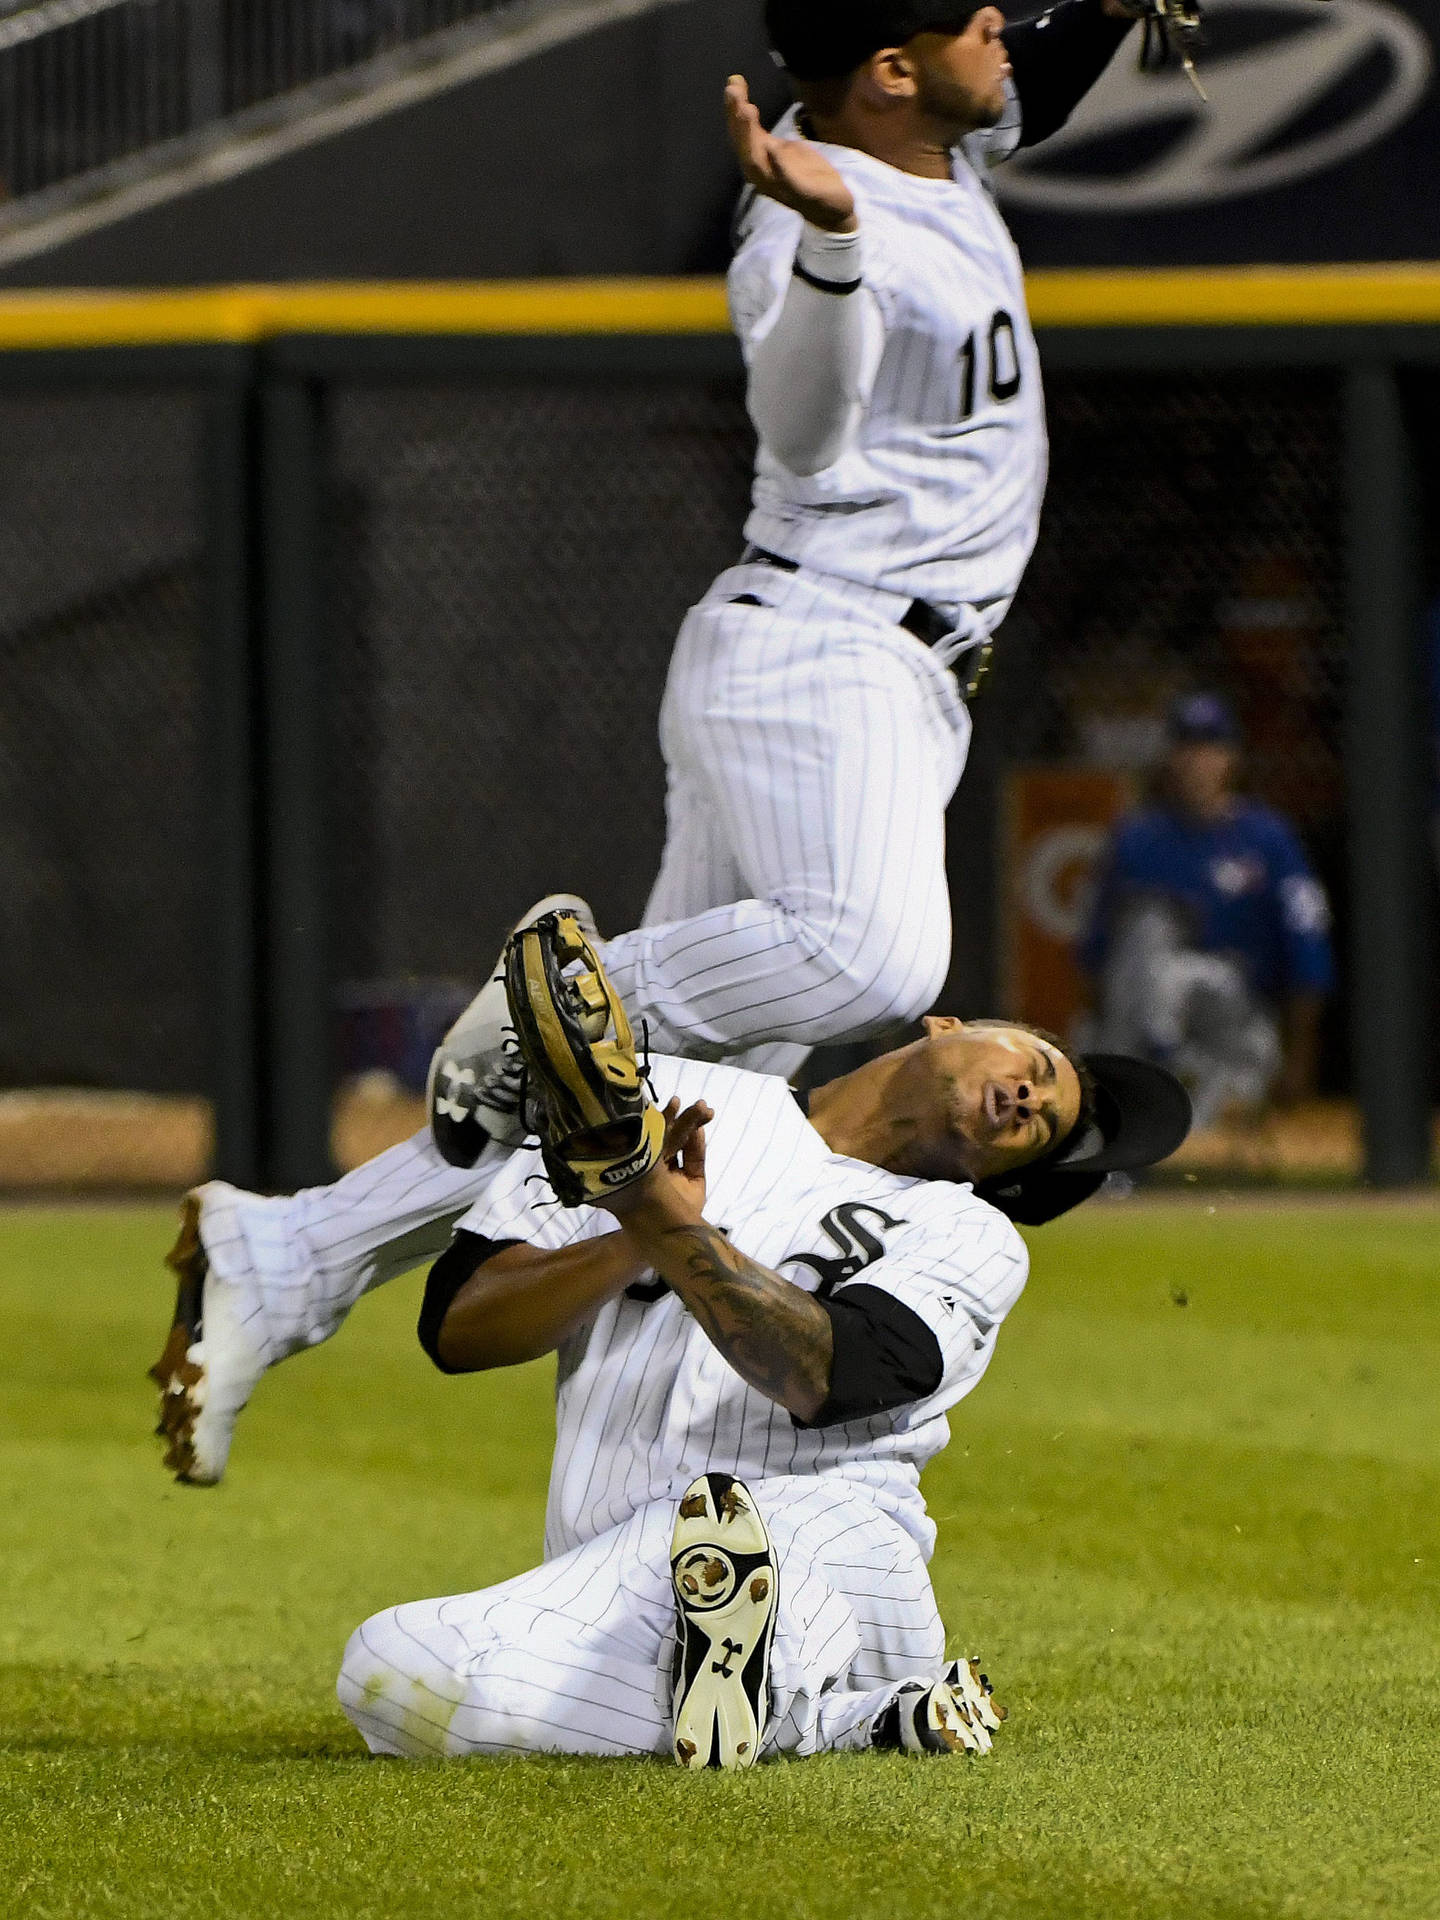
[872,1657,1007,1756]
[943,1655,1007,1741]
[670,1472,778,1771]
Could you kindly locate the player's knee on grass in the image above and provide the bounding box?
[339,1604,669,1761]
[337,1607,515,1760]
[336,1605,468,1759]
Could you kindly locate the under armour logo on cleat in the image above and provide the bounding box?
[711,1638,743,1678]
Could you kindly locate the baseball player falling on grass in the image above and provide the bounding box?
[152,910,1188,1769]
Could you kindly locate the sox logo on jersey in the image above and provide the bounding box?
[784,1203,908,1295]
[628,1201,906,1307]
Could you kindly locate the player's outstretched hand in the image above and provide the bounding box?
[724,75,857,234]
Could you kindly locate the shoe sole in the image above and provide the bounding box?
[147,1192,208,1483]
[670,1472,777,1771]
[945,1655,1007,1739]
[925,1682,988,1755]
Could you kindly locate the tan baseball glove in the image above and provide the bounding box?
[504,908,666,1208]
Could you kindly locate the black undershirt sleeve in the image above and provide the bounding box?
[797,1283,945,1428]
[1004,0,1135,150]
[417,1229,523,1373]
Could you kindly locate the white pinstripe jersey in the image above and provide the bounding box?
[731,94,1046,626]
[455,1056,1029,1562]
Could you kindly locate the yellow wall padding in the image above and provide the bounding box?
[2,265,1440,348]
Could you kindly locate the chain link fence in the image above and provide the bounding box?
[0,385,206,1093]
[1009,369,1346,834]
[327,377,754,1001]
[0,358,1384,1130]
[323,365,1352,1075]
[987,366,1352,1093]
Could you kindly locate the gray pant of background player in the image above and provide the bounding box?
[1092,902,1280,1132]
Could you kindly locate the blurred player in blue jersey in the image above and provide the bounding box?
[1079,692,1335,1130]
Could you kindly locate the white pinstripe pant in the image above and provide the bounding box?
[196,1131,489,1362]
[602,564,972,1078]
[338,1475,946,1761]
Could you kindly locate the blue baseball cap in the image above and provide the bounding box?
[1167,691,1239,745]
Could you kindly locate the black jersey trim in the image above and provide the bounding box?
[417,1229,522,1373]
[796,1282,945,1427]
[791,259,863,296]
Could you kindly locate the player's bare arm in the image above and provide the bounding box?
[432,1233,649,1372]
[432,1097,717,1371]
[650,1219,833,1424]
[620,1206,835,1423]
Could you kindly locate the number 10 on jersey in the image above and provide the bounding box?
[958,309,1023,419]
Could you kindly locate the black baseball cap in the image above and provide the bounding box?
[765,0,986,80]
[976,1054,1193,1226]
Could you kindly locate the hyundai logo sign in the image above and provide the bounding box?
[997,0,1432,210]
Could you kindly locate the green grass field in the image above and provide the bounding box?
[2,1198,1437,1920]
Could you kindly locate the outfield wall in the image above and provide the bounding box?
[0,271,1434,1187]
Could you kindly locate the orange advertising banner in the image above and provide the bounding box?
[1003,767,1133,1041]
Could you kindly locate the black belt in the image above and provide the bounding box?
[739,545,990,696]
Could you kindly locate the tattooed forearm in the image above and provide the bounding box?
[651,1221,833,1420]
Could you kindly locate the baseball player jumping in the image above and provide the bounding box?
[157,912,1187,1767]
[423,0,1145,1146]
